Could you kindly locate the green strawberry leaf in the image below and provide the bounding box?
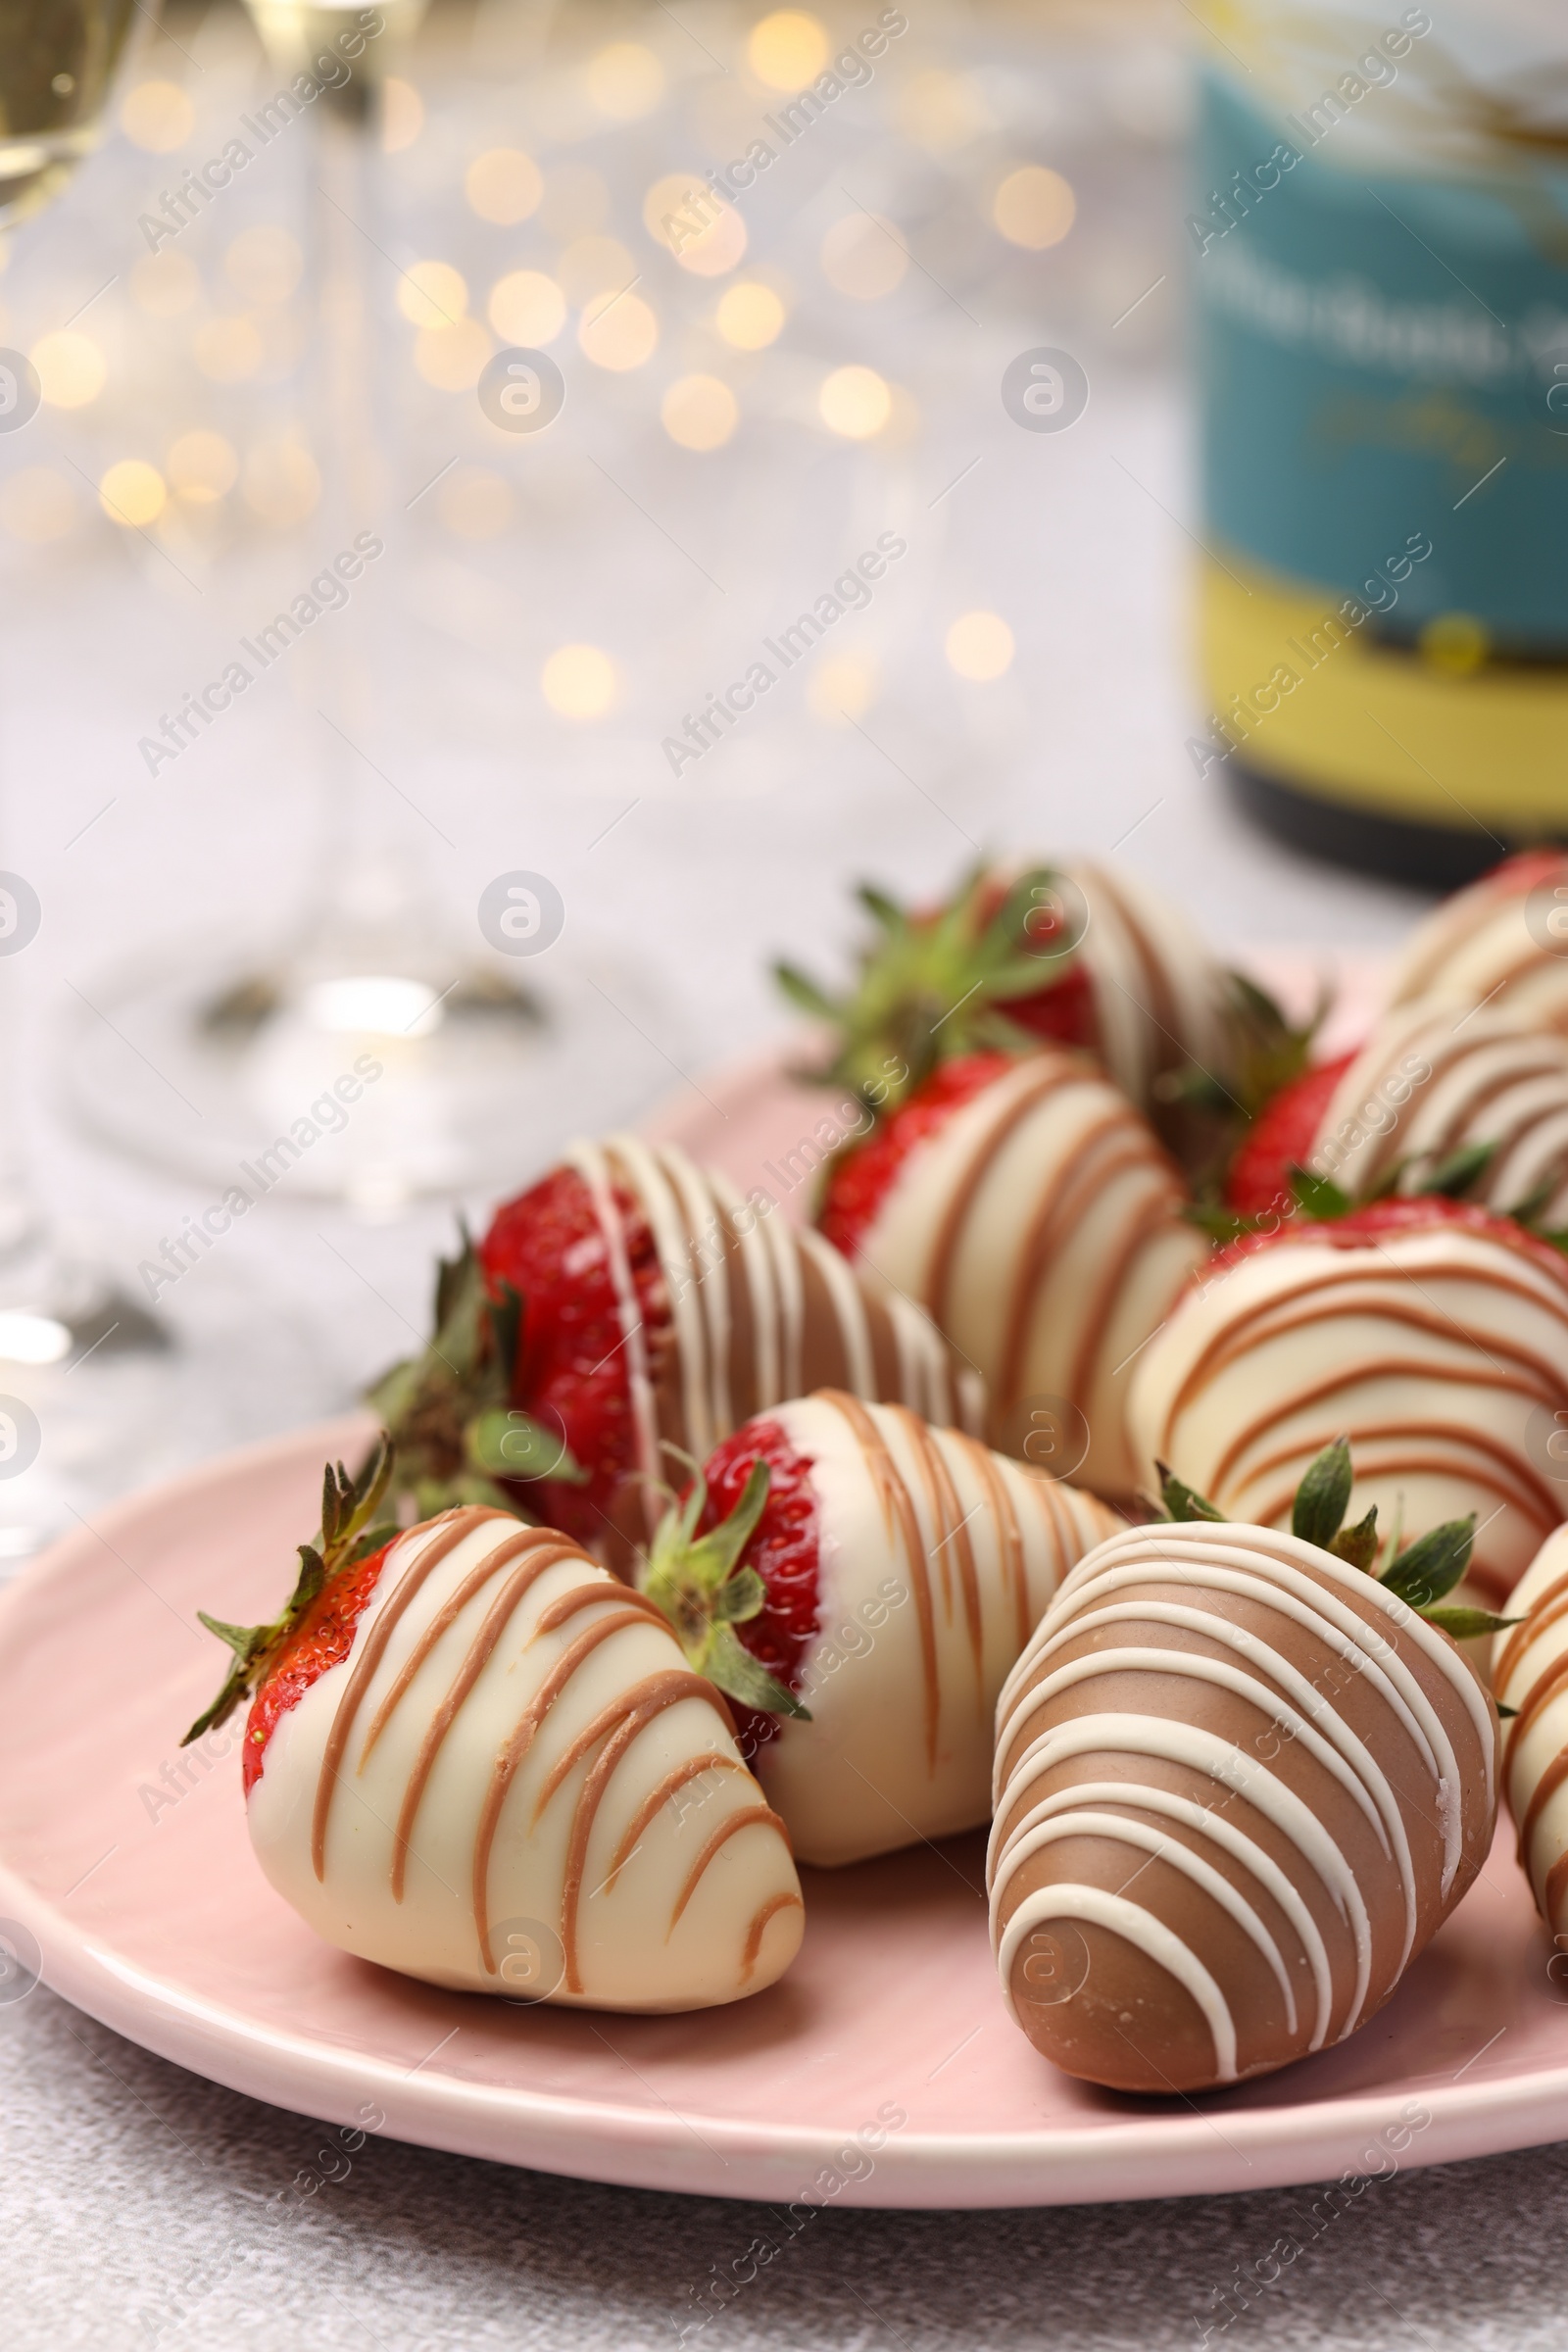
[1156,1462,1224,1523]
[1292,1437,1352,1550]
[1380,1516,1475,1609]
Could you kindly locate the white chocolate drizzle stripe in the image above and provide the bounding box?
[998,1808,1298,2036]
[994,1713,1374,2029]
[997,1882,1239,2082]
[993,1780,1332,2048]
[566,1139,662,1532]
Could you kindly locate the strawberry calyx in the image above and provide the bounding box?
[1153,1436,1517,1641]
[1222,1051,1357,1218]
[819,1050,1013,1259]
[241,1533,395,1795]
[774,862,1092,1118]
[367,1216,589,1528]
[182,1437,400,1746]
[640,1438,813,1731]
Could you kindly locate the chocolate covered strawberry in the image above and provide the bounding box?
[776,856,1299,1172]
[371,1133,981,1576]
[812,1046,1207,1496]
[1128,1193,1568,1599]
[185,1443,804,2010]
[1221,1050,1357,1219]
[1387,848,1568,1035]
[642,1390,1120,1865]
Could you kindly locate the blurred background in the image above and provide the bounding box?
[0,0,1559,1559]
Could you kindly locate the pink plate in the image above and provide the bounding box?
[4,982,1566,2209]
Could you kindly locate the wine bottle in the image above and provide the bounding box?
[1191,1,1568,886]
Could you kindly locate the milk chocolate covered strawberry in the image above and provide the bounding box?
[990,1446,1499,2093]
[184,1445,803,2009]
[641,1392,1120,1864]
[373,1134,981,1573]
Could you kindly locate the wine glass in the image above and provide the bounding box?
[60,0,659,1217]
[0,0,169,1571]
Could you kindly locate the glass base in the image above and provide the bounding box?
[63,933,684,1210]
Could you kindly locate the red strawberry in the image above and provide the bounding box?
[180,1444,401,1773]
[476,1164,668,1548]
[1212,1191,1568,1284]
[818,1051,1013,1260]
[1223,1050,1357,1218]
[641,1390,1121,1865]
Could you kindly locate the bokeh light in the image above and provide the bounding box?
[488,270,565,345]
[578,290,658,371]
[225,225,303,305]
[897,69,991,153]
[715,280,785,349]
[131,250,200,316]
[99,461,167,528]
[993,165,1076,250]
[818,364,890,439]
[542,643,617,719]
[382,77,423,152]
[662,374,739,452]
[586,43,665,119]
[120,79,193,152]
[438,466,514,540]
[643,172,747,276]
[414,318,490,390]
[193,316,264,382]
[559,236,637,306]
[397,260,467,329]
[946,611,1015,680]
[807,653,878,723]
[465,148,543,225]
[820,212,907,300]
[31,330,103,408]
[748,11,830,91]
[167,429,238,503]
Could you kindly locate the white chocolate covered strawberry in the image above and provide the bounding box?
[641,1392,1120,1865]
[184,1450,803,2009]
[817,1050,1207,1497]
[1127,1199,1568,1600]
[1385,850,1568,1036]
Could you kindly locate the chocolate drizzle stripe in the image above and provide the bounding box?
[1544,1842,1568,1928]
[892,1406,985,1711]
[469,1612,685,1972]
[1160,1259,1568,1453]
[997,1779,1333,2048]
[554,1671,739,1992]
[923,1057,1090,1330]
[818,1389,941,1768]
[1058,1182,1188,1432]
[358,1530,564,1770]
[1517,1740,1568,1867]
[530,1584,670,1638]
[1496,1565,1568,1688]
[603,1754,747,1891]
[798,1230,876,1398]
[666,1804,791,1936]
[1503,1648,1568,1776]
[1242,1436,1557,1546]
[387,1544,582,1902]
[528,1659,729,1824]
[741,1889,806,1983]
[965,1439,1031,1653]
[311,1507,511,1883]
[996,1116,1158,1411]
[567,1139,662,1538]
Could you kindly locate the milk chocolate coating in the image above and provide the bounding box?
[841,1051,1206,1499]
[566,1135,983,1573]
[1126,1219,1568,1601]
[988,1523,1497,2094]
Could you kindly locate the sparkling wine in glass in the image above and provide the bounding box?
[0,0,134,227]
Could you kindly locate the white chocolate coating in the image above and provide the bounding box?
[751,1394,1120,1866]
[1071,860,1234,1116]
[1126,1222,1568,1600]
[1493,1524,1568,1940]
[247,1508,804,2009]
[1307,1004,1568,1224]
[990,1522,1495,2086]
[849,1052,1207,1497]
[1386,858,1568,1036]
[566,1134,982,1565]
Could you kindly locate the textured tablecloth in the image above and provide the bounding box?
[2,2,1551,2342]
